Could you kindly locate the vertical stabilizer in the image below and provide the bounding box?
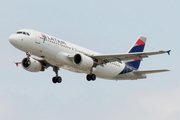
[128,36,146,53]
[126,36,147,70]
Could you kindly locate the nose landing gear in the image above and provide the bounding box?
[52,66,62,83]
[26,52,31,58]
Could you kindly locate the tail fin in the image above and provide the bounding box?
[126,36,147,70]
[128,36,146,53]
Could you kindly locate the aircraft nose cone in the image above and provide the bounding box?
[9,34,17,45]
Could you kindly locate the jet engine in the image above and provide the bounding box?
[73,54,94,70]
[22,57,43,72]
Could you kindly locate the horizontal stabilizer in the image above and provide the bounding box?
[133,69,170,74]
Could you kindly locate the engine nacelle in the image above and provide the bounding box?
[73,54,94,70]
[22,57,42,72]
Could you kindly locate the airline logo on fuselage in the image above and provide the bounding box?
[40,33,66,45]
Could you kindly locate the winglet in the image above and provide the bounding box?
[167,50,171,55]
[14,62,22,67]
[15,63,19,67]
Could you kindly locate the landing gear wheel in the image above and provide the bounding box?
[91,74,96,81]
[86,74,96,81]
[57,76,62,83]
[86,74,92,81]
[52,76,62,84]
[52,77,57,83]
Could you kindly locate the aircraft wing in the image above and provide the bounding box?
[133,69,170,74]
[92,50,171,64]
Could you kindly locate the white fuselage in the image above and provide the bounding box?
[9,29,146,80]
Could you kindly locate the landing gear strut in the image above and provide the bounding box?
[26,52,31,61]
[26,52,31,57]
[86,74,96,81]
[24,52,31,67]
[52,66,62,84]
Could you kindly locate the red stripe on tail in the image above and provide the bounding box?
[136,39,145,45]
[134,59,139,61]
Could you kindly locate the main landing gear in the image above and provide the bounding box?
[52,66,62,84]
[86,74,96,81]
[86,67,96,81]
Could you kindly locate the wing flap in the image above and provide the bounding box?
[133,69,170,74]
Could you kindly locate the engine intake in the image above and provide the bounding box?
[73,54,94,70]
[22,57,42,72]
[74,54,81,64]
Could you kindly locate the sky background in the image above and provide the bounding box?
[0,0,179,120]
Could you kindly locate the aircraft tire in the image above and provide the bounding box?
[86,74,92,81]
[86,74,96,81]
[52,77,57,83]
[52,76,62,83]
[57,76,62,83]
[91,74,96,81]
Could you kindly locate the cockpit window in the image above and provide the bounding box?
[16,31,30,36]
[17,31,23,34]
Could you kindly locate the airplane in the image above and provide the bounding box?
[9,29,170,84]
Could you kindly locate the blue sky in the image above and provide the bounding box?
[0,0,179,120]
